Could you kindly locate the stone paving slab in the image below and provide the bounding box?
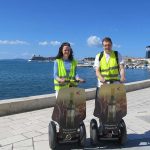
[0,87,150,150]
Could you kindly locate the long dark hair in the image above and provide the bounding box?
[55,42,74,61]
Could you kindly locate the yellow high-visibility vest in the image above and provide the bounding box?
[97,50,119,80]
[54,59,77,90]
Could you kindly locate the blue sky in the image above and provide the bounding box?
[0,0,150,59]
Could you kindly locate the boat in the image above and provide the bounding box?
[77,62,94,67]
[28,55,55,62]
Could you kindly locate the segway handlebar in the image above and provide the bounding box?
[64,79,86,83]
[100,79,123,84]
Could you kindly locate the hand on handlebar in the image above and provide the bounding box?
[76,78,86,83]
[100,78,124,84]
[59,78,86,84]
[58,78,65,83]
[99,76,106,83]
[120,77,126,83]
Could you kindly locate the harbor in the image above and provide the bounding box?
[0,59,150,100]
[27,54,150,69]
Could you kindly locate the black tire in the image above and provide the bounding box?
[79,122,86,147]
[49,121,57,149]
[98,118,103,135]
[90,119,98,145]
[118,119,127,145]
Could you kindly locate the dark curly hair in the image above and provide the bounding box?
[55,42,74,61]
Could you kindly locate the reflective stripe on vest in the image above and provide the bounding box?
[97,50,119,80]
[54,59,77,90]
[100,66,119,72]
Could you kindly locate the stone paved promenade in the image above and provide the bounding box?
[0,87,150,150]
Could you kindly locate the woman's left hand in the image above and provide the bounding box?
[77,78,86,83]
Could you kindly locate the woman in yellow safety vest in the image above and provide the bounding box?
[54,42,84,98]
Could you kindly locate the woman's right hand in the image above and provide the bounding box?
[58,78,65,83]
[77,78,86,83]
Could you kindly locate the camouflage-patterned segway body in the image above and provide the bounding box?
[90,80,127,145]
[49,81,86,149]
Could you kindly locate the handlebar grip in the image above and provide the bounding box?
[105,79,120,82]
[100,79,122,84]
[60,79,86,83]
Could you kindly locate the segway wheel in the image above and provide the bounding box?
[90,119,98,145]
[118,119,127,145]
[49,121,57,149]
[79,122,86,147]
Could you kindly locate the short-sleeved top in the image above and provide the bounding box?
[93,51,124,87]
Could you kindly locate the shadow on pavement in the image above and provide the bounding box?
[55,131,150,150]
[84,130,150,150]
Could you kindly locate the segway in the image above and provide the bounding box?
[90,79,127,145]
[49,80,86,149]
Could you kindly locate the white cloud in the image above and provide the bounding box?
[50,41,61,46]
[0,40,29,45]
[113,44,121,48]
[87,35,102,47]
[70,42,74,46]
[38,40,74,46]
[87,36,121,48]
[38,41,49,46]
[39,40,61,46]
